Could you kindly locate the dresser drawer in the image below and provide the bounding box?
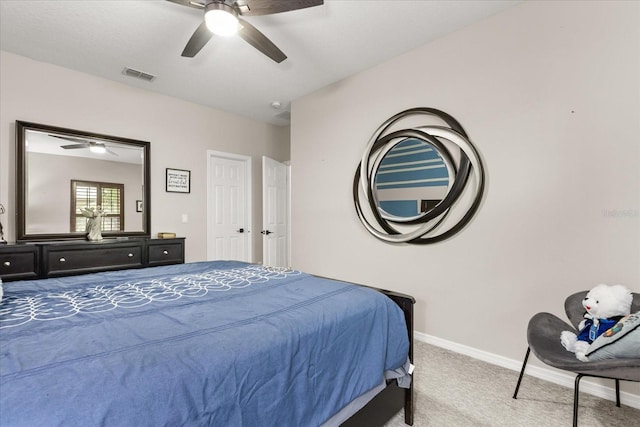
[148,239,185,266]
[43,243,144,277]
[0,246,39,281]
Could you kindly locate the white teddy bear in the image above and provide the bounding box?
[560,284,632,361]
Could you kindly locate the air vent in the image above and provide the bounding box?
[122,67,156,82]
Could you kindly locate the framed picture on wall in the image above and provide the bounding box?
[166,168,190,193]
[136,200,143,212]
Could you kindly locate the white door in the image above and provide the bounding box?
[207,151,252,262]
[262,156,289,267]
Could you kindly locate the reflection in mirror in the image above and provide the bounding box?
[16,121,150,241]
[373,138,450,221]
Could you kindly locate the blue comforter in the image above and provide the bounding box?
[0,261,409,426]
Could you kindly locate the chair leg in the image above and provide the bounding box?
[615,379,620,407]
[512,347,530,399]
[573,374,584,427]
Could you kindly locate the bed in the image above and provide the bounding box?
[0,260,414,426]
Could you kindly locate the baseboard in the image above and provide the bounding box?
[414,331,640,410]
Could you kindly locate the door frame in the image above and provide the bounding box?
[206,150,252,262]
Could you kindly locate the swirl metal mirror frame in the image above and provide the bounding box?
[353,108,485,244]
[16,121,151,242]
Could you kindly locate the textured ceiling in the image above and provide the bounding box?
[0,0,520,125]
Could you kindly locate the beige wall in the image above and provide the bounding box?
[0,51,290,262]
[291,0,639,389]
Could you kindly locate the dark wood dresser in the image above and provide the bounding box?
[0,238,185,281]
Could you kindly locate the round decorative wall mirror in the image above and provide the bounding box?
[353,108,485,244]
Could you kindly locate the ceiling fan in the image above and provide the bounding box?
[51,135,119,156]
[166,0,324,63]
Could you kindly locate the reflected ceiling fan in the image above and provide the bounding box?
[166,0,323,62]
[51,135,119,156]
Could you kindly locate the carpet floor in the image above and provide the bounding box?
[383,340,640,427]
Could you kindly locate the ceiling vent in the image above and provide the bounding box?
[122,67,156,82]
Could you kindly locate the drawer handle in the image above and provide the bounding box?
[3,261,10,267]
[163,250,169,255]
[59,257,66,263]
[128,253,134,257]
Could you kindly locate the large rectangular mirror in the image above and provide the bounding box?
[16,121,150,241]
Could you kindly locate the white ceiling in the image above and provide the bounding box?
[0,0,520,126]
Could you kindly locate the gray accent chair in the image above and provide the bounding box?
[512,291,640,427]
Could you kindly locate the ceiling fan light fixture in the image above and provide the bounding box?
[205,3,239,37]
[90,143,107,154]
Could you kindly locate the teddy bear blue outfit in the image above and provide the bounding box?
[560,283,633,361]
[576,316,624,343]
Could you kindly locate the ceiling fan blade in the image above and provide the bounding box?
[181,21,214,57]
[236,0,323,16]
[61,143,90,149]
[166,0,206,11]
[238,18,286,63]
[50,135,90,144]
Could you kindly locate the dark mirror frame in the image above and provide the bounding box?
[16,121,151,242]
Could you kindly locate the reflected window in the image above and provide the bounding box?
[71,180,124,232]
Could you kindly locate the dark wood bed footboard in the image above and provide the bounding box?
[380,289,415,426]
[315,276,415,426]
[342,288,415,426]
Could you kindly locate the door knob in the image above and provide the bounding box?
[261,230,273,235]
[237,228,245,233]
